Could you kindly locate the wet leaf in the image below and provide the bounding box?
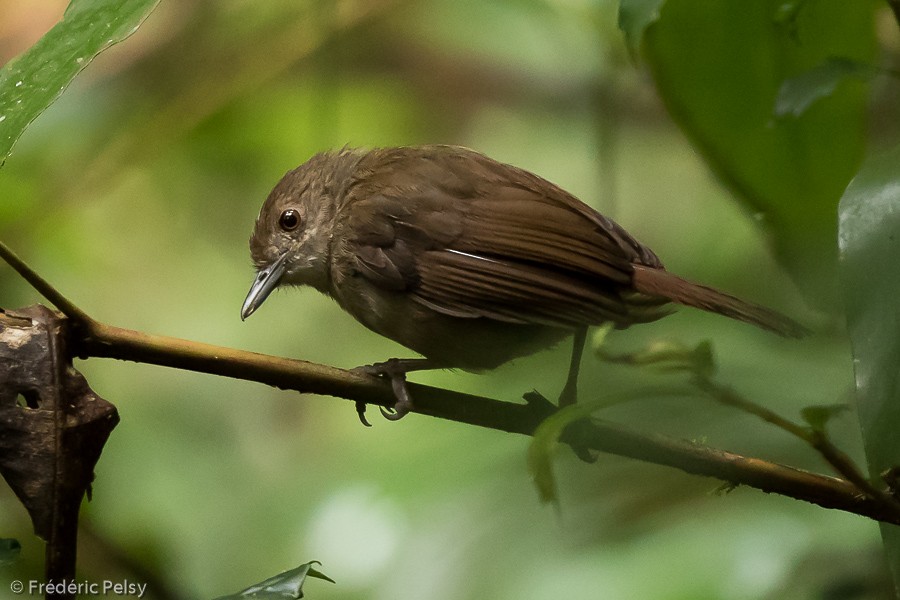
[838,142,900,589]
[214,561,335,600]
[0,0,159,165]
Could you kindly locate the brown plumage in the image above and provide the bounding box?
[242,145,806,418]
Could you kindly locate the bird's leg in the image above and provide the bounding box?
[558,327,587,407]
[352,358,439,422]
[557,327,597,463]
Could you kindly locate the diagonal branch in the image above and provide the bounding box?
[3,240,900,525]
[0,241,93,325]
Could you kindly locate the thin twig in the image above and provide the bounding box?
[691,376,900,514]
[0,241,94,325]
[599,341,900,518]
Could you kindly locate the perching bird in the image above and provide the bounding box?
[242,145,805,420]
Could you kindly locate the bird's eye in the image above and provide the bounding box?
[278,209,301,231]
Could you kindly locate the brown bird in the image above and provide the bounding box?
[242,145,805,421]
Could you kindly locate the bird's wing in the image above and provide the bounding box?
[342,146,665,328]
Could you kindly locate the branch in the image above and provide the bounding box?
[3,240,900,525]
[71,321,900,524]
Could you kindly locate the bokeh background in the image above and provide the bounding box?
[0,0,896,598]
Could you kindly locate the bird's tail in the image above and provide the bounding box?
[631,264,808,338]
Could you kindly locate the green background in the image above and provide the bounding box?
[0,0,896,597]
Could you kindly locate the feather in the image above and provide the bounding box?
[342,146,674,329]
[631,265,808,337]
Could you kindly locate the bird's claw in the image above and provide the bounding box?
[355,400,372,427]
[353,359,415,421]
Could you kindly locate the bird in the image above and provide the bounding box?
[241,145,806,421]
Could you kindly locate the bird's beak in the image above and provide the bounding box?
[241,251,288,320]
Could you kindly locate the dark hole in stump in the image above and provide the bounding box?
[15,389,40,409]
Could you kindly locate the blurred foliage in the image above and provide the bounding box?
[0,0,898,598]
[775,57,879,118]
[0,538,20,566]
[642,0,876,309]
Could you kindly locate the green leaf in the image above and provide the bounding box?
[0,538,21,566]
[775,57,876,118]
[0,0,160,166]
[799,403,849,433]
[527,399,607,505]
[617,0,668,57]
[838,143,900,590]
[642,0,875,308]
[214,561,335,600]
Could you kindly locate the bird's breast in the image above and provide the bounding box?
[328,264,570,369]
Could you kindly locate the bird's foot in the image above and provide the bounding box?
[352,358,417,421]
[355,401,372,427]
[557,379,578,408]
[565,419,599,464]
[524,389,598,464]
